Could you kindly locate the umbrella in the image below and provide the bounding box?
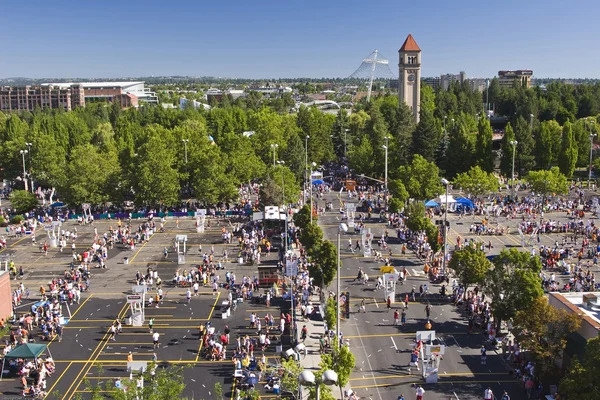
[312,179,324,185]
[51,202,64,207]
[425,200,439,207]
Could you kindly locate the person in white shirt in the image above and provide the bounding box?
[152,332,160,349]
[484,387,493,400]
[415,385,425,400]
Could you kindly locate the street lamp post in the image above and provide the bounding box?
[277,161,288,250]
[510,140,518,198]
[383,136,390,211]
[443,116,447,134]
[344,129,349,161]
[310,162,316,223]
[485,78,490,115]
[304,135,310,205]
[181,139,189,163]
[298,369,338,400]
[589,126,597,189]
[441,178,449,276]
[336,223,348,344]
[270,143,279,168]
[530,114,534,131]
[20,149,29,191]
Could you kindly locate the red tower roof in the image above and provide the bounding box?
[399,34,421,52]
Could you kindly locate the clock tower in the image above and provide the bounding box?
[398,34,421,123]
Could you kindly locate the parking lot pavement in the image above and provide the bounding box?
[42,292,222,400]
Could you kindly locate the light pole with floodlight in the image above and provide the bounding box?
[510,140,518,198]
[383,136,390,211]
[298,369,338,400]
[304,135,310,204]
[181,139,189,163]
[587,119,596,188]
[310,162,316,223]
[337,223,348,342]
[441,178,449,276]
[270,143,279,168]
[20,149,29,191]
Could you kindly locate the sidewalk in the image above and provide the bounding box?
[298,293,352,400]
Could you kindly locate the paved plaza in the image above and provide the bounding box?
[1,189,598,399]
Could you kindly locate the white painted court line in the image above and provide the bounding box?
[390,337,398,351]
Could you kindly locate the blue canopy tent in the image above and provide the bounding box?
[312,179,325,185]
[425,200,439,207]
[455,197,474,208]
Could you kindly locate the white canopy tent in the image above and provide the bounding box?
[436,194,457,212]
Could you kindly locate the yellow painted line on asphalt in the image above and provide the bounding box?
[45,361,73,397]
[128,240,149,264]
[63,302,130,400]
[196,291,220,362]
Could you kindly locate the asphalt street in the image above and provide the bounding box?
[312,189,594,400]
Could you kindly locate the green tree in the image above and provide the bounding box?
[324,297,337,331]
[453,166,499,198]
[132,134,180,206]
[282,132,306,181]
[331,109,350,161]
[483,248,544,331]
[513,296,581,383]
[444,120,474,178]
[310,240,337,287]
[9,190,38,214]
[534,122,554,169]
[259,178,282,209]
[499,122,516,178]
[411,107,439,162]
[320,337,356,398]
[558,121,578,177]
[448,246,492,298]
[348,134,375,176]
[293,204,313,230]
[299,222,324,252]
[278,357,304,399]
[475,116,494,172]
[525,167,569,197]
[424,221,441,253]
[59,144,120,205]
[514,116,536,175]
[560,336,600,400]
[397,154,443,200]
[110,363,187,400]
[404,202,429,232]
[388,179,409,212]
[388,102,415,170]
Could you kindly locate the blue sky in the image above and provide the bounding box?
[1,0,599,79]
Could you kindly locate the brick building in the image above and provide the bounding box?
[0,84,84,112]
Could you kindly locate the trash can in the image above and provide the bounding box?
[276,344,283,353]
[124,257,129,265]
[238,257,244,264]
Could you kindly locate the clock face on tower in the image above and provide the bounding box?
[408,74,416,82]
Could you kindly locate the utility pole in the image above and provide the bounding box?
[383,136,390,211]
[181,139,189,163]
[441,179,449,276]
[20,149,29,191]
[304,135,310,205]
[510,140,518,198]
[588,119,596,189]
[271,144,279,168]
